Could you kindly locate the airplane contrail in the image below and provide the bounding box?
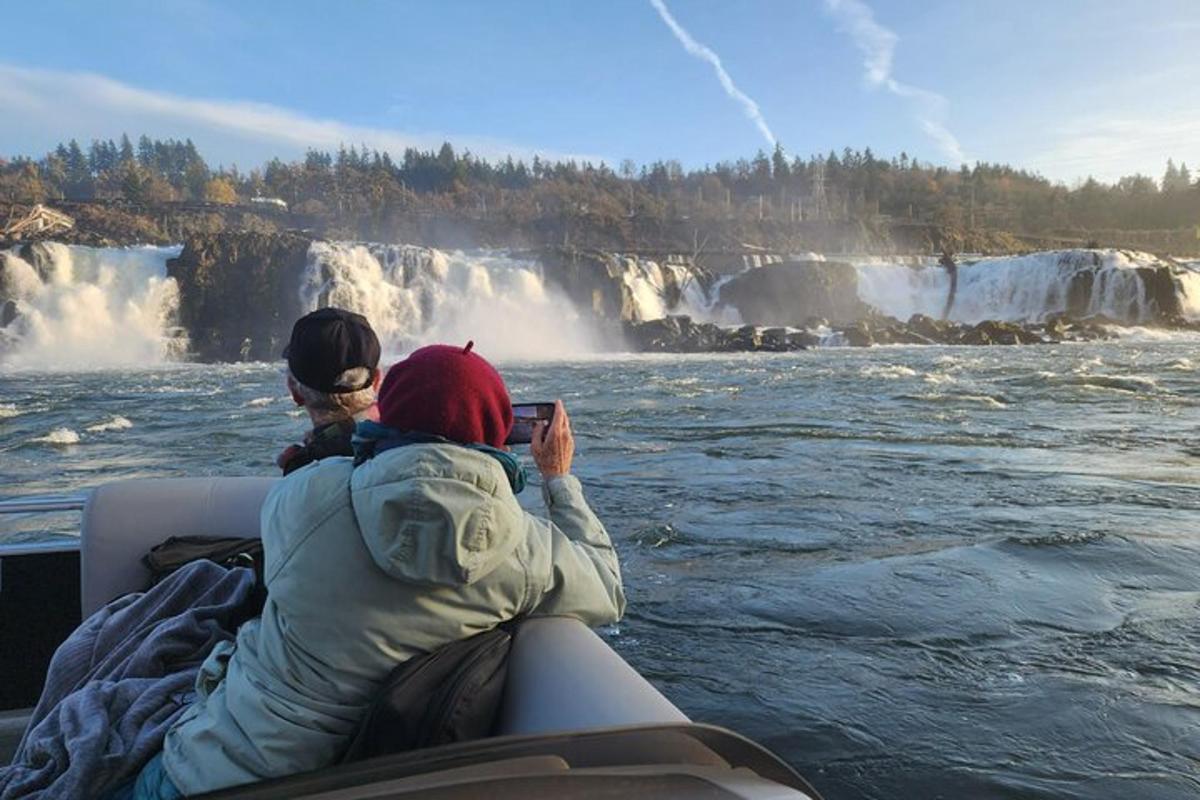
[649,0,777,148]
[824,0,967,163]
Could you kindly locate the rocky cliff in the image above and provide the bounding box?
[717,260,871,326]
[167,231,313,361]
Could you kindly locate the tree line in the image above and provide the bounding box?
[2,135,1198,239]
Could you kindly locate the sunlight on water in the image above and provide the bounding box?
[3,343,1196,799]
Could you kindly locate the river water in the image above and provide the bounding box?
[2,341,1198,799]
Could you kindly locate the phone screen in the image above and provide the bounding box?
[506,402,555,445]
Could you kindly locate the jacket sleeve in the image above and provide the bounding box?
[521,474,626,625]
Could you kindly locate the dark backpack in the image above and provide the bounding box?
[143,535,267,622]
[144,535,265,582]
[340,622,516,763]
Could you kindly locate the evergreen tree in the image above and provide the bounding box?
[119,134,135,165]
[64,140,91,198]
[137,135,155,167]
[751,150,772,190]
[771,143,790,181]
[1163,159,1180,191]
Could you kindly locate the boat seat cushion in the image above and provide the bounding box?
[497,617,688,734]
[81,477,277,617]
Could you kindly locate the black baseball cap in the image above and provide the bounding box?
[283,308,381,393]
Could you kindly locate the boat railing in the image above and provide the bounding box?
[0,496,88,514]
[0,494,87,556]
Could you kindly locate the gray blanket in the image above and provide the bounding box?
[0,560,255,800]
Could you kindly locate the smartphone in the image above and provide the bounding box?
[506,402,556,445]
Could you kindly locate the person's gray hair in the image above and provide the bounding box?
[287,367,376,418]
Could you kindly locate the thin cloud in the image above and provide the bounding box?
[0,63,599,166]
[1023,114,1200,184]
[824,0,967,164]
[649,0,777,148]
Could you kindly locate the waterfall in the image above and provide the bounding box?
[612,255,722,322]
[0,243,184,369]
[854,250,1172,324]
[1177,263,1200,319]
[301,242,604,359]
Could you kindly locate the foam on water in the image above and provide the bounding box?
[0,403,19,419]
[85,415,134,432]
[32,426,80,444]
[914,392,1008,408]
[860,364,918,379]
[0,243,185,370]
[1113,326,1200,344]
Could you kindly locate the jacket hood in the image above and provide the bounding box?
[348,443,526,586]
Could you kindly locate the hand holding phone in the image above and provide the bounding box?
[530,400,573,478]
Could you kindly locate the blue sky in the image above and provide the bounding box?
[1,0,1198,184]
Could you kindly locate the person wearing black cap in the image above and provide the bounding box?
[276,307,382,476]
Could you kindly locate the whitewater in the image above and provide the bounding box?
[0,243,183,369]
[852,249,1189,324]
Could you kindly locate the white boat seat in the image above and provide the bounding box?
[498,617,688,734]
[81,477,277,617]
[79,477,688,734]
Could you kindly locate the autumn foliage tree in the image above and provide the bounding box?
[4,133,1199,246]
[203,177,238,204]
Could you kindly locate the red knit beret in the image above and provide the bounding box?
[377,341,513,448]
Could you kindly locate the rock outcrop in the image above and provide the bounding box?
[534,247,715,322]
[623,316,818,353]
[717,260,870,326]
[621,311,1125,353]
[1138,265,1185,321]
[839,313,1117,347]
[533,248,631,320]
[167,231,314,361]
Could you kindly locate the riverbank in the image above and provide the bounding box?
[5,199,1200,258]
